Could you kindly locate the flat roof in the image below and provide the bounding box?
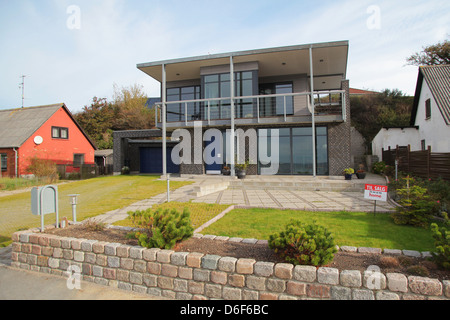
[137,41,349,90]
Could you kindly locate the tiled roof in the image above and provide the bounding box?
[420,64,450,125]
[0,104,63,148]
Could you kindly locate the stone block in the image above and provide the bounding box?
[293,265,317,282]
[317,267,339,285]
[143,248,160,261]
[218,257,237,272]
[157,250,174,263]
[201,255,221,270]
[186,252,204,268]
[236,259,256,274]
[386,273,408,293]
[340,270,362,287]
[254,261,274,277]
[286,281,306,296]
[171,252,189,266]
[408,276,442,296]
[307,284,331,299]
[274,263,293,279]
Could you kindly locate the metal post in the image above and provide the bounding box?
[230,55,235,177]
[309,46,316,177]
[167,173,170,202]
[162,64,167,176]
[68,194,79,223]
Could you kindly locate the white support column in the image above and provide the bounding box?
[162,64,167,176]
[230,55,235,177]
[309,47,316,177]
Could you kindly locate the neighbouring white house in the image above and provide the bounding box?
[372,64,450,159]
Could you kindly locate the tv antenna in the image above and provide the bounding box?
[19,75,26,108]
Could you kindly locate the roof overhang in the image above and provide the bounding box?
[137,41,349,91]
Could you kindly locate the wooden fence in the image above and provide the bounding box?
[382,145,450,180]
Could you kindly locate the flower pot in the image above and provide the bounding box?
[222,169,231,176]
[344,174,352,180]
[237,170,246,179]
[356,172,366,179]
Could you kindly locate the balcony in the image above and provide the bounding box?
[154,89,346,129]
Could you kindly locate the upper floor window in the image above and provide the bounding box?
[425,98,431,119]
[52,126,69,139]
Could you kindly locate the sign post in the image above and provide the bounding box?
[364,184,388,216]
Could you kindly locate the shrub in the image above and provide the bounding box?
[372,161,386,174]
[406,265,430,277]
[268,220,337,266]
[391,184,434,227]
[380,256,400,268]
[430,215,450,270]
[127,207,193,250]
[26,157,58,183]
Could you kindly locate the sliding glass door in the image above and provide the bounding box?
[258,127,328,175]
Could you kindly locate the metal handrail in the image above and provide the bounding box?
[154,90,345,125]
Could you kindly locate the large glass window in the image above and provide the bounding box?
[259,83,293,117]
[202,71,257,120]
[258,127,328,175]
[166,86,201,122]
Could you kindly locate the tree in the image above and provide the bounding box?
[113,83,155,130]
[350,89,413,152]
[74,97,117,149]
[406,39,450,66]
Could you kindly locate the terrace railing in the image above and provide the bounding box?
[154,90,346,127]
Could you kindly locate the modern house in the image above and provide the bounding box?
[114,41,351,176]
[0,104,96,178]
[372,64,450,159]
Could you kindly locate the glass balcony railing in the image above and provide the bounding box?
[154,90,346,126]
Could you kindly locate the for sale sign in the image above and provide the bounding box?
[364,184,388,202]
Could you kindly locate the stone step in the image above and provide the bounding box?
[228,179,365,192]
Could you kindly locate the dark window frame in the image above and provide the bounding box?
[73,153,85,168]
[52,126,69,140]
[259,82,294,117]
[425,98,431,119]
[1,153,7,171]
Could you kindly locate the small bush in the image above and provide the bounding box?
[268,220,337,266]
[372,161,386,174]
[391,185,434,227]
[430,217,450,270]
[127,207,193,250]
[406,265,430,277]
[380,256,400,268]
[26,157,58,183]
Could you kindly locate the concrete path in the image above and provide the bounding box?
[0,264,162,300]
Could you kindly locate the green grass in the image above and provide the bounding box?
[0,177,45,191]
[0,175,192,245]
[201,208,439,252]
[113,202,231,230]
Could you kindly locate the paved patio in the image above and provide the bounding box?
[93,174,396,225]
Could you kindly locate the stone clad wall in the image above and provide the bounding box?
[11,229,450,300]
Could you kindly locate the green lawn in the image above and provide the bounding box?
[0,175,192,246]
[113,202,231,231]
[201,208,438,252]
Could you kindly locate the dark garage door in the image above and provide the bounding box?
[140,147,180,174]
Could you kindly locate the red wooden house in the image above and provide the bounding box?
[0,103,96,178]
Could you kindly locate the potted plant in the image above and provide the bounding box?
[343,168,354,180]
[235,161,249,179]
[222,165,231,176]
[356,164,366,179]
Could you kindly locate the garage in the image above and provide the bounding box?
[139,147,180,174]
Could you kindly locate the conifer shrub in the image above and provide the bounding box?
[430,214,450,270]
[391,185,434,227]
[268,220,337,266]
[127,207,194,250]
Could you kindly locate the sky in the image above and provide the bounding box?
[0,0,449,113]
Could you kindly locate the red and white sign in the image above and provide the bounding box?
[364,184,388,202]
